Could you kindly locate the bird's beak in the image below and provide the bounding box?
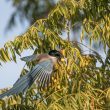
[61,58,65,62]
[59,49,67,64]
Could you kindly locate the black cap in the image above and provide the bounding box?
[48,50,63,59]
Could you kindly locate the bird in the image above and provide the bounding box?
[0,50,65,99]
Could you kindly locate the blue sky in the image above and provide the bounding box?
[0,0,30,89]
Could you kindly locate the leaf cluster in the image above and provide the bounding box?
[0,0,110,109]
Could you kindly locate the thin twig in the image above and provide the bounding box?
[67,21,70,41]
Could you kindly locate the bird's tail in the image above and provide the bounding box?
[0,74,33,99]
[21,54,38,62]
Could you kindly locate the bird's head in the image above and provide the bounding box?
[48,50,65,61]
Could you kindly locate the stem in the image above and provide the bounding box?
[67,21,70,41]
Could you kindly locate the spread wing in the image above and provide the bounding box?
[27,59,53,88]
[0,60,53,99]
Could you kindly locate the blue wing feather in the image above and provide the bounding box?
[0,60,53,99]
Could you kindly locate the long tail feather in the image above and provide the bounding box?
[21,55,37,62]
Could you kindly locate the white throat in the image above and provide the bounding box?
[50,56,58,64]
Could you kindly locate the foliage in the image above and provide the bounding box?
[0,0,110,109]
[7,0,57,28]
